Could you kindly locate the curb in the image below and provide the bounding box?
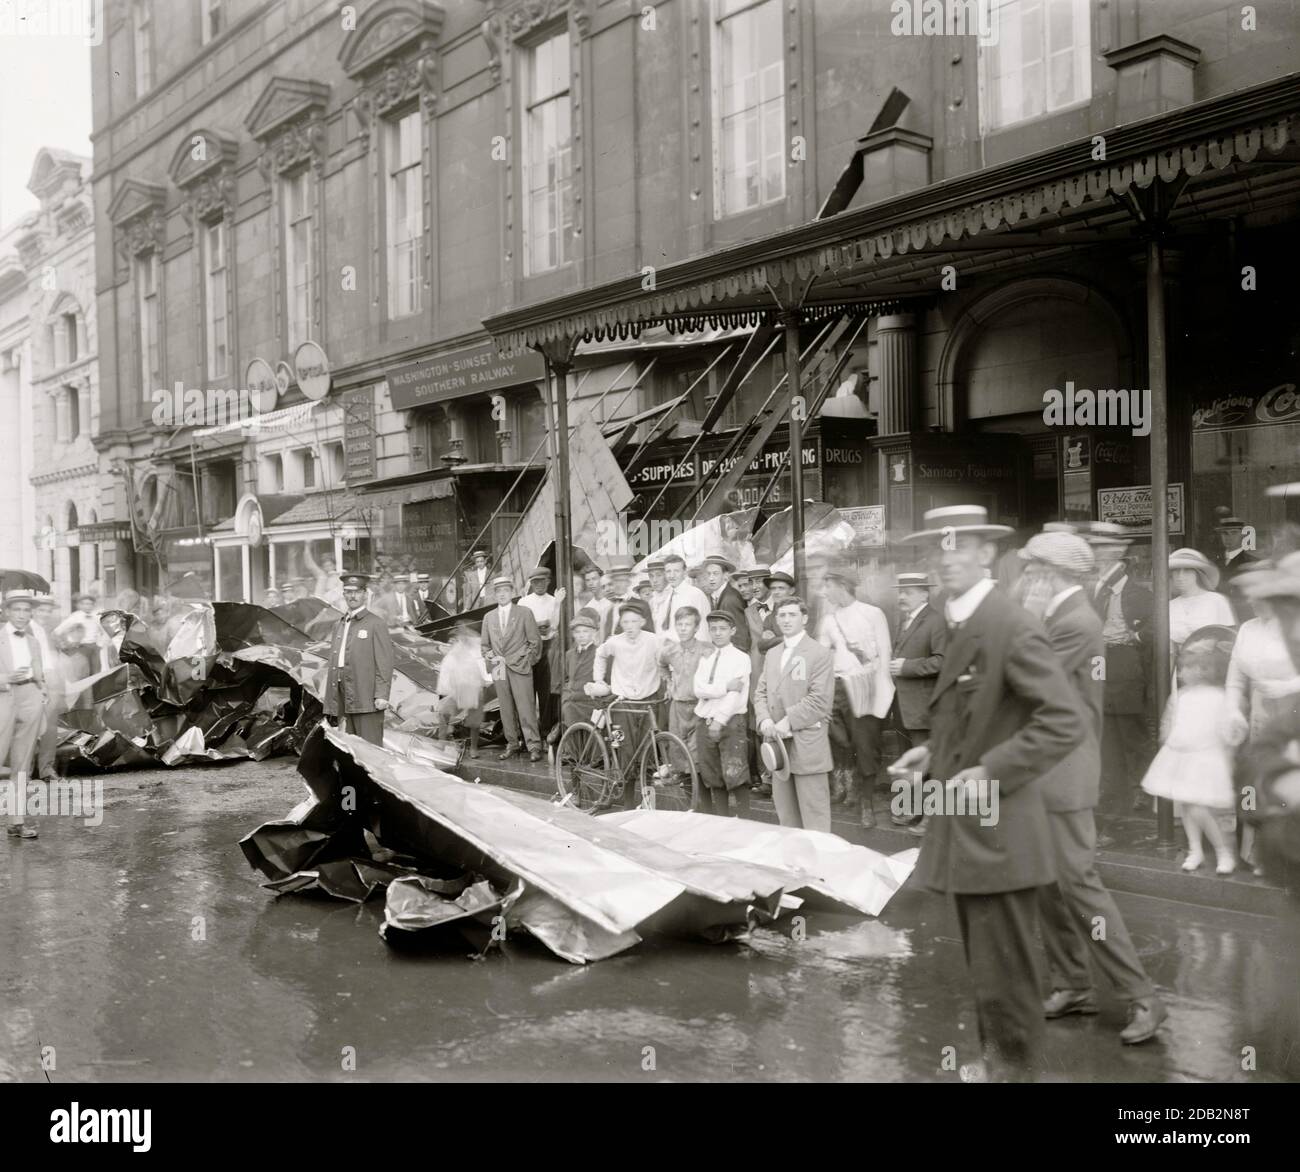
[450,753,1288,919]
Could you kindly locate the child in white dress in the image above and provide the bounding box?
[1140,636,1237,874]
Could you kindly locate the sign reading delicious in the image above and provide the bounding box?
[1192,383,1300,431]
[386,340,546,411]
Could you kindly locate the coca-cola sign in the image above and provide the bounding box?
[1192,384,1300,431]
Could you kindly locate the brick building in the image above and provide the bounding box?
[89,0,1300,600]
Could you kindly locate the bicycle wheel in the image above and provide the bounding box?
[639,731,696,812]
[555,722,613,812]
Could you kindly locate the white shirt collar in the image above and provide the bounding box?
[782,632,803,650]
[1044,584,1082,619]
[904,602,926,622]
[945,577,995,625]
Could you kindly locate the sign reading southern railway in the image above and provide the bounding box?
[387,340,546,411]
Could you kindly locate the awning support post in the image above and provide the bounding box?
[1147,236,1174,847]
[782,312,807,588]
[540,339,578,700]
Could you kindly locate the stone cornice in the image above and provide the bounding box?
[246,77,332,178]
[30,461,100,486]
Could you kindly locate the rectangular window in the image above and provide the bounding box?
[133,1,153,97]
[283,170,313,347]
[386,111,423,318]
[262,453,284,494]
[713,0,785,218]
[137,253,160,396]
[979,0,1091,132]
[67,387,81,438]
[63,313,79,364]
[522,30,574,274]
[203,220,229,379]
[200,0,223,44]
[302,448,317,489]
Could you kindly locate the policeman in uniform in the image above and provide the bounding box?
[323,572,396,746]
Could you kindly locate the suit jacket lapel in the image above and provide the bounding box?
[932,616,981,699]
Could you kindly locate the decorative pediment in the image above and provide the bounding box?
[246,77,330,178]
[107,178,166,228]
[167,129,239,189]
[245,77,331,143]
[16,228,44,270]
[27,148,86,203]
[501,0,570,38]
[339,0,445,78]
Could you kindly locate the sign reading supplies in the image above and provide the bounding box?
[387,340,546,410]
[1097,483,1184,536]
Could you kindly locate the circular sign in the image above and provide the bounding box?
[246,357,278,415]
[294,340,331,402]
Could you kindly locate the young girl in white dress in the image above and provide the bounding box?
[1141,634,1237,874]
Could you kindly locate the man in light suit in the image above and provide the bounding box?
[753,596,835,832]
[892,505,1084,1082]
[322,573,396,746]
[1019,531,1165,1046]
[1,591,48,839]
[480,575,543,761]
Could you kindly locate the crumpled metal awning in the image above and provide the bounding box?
[193,400,322,438]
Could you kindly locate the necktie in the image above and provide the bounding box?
[708,650,721,684]
[12,630,25,638]
[661,589,675,629]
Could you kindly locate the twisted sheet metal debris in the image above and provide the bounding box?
[241,725,916,963]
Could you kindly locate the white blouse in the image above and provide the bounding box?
[1169,591,1235,648]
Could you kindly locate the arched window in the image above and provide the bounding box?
[65,502,80,597]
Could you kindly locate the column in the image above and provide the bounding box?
[875,313,917,436]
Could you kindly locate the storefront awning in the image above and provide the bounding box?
[484,72,1300,352]
[192,400,322,438]
[354,475,456,509]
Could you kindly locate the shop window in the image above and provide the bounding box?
[1193,415,1300,557]
[215,545,243,602]
[205,459,237,525]
[385,110,423,318]
[276,539,339,598]
[515,391,548,461]
[711,0,785,218]
[979,0,1091,132]
[521,29,574,274]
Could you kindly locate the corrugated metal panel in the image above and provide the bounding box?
[502,412,633,584]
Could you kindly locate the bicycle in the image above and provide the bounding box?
[554,694,697,813]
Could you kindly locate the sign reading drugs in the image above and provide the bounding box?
[387,339,546,410]
[1097,483,1184,536]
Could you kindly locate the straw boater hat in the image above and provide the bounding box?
[1168,547,1220,591]
[1078,521,1133,549]
[901,505,1014,545]
[74,591,97,607]
[1018,531,1096,577]
[1214,515,1248,532]
[470,548,489,561]
[645,559,665,571]
[751,564,772,580]
[1240,551,1300,602]
[894,572,933,590]
[759,733,791,785]
[701,554,736,574]
[3,588,37,607]
[490,575,515,592]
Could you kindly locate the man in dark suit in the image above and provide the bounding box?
[892,506,1084,1082]
[1082,523,1153,812]
[480,574,543,761]
[1,591,47,839]
[1019,532,1166,1046]
[1216,516,1262,623]
[464,549,491,608]
[700,555,751,652]
[322,573,396,747]
[888,572,946,831]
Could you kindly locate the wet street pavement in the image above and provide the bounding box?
[1,758,1294,1083]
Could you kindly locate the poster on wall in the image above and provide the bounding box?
[1097,483,1184,536]
[838,505,885,548]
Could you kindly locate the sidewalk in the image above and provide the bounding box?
[448,752,1287,918]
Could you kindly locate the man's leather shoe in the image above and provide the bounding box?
[828,771,846,805]
[529,749,542,763]
[1120,997,1167,1045]
[859,803,876,830]
[6,824,37,839]
[1043,989,1099,1018]
[499,745,519,760]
